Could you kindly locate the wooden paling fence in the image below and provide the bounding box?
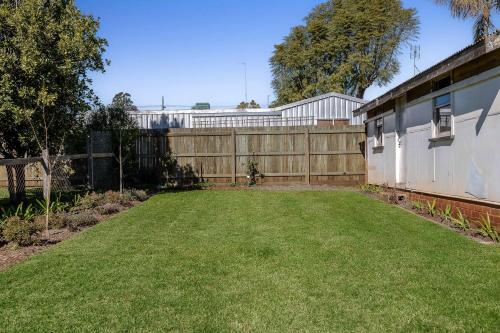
[136,125,366,186]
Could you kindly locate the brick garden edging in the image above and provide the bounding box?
[406,190,500,230]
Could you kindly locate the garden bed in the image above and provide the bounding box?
[0,189,149,271]
[361,185,499,244]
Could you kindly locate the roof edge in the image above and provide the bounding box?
[354,31,500,116]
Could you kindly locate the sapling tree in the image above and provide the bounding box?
[88,101,139,194]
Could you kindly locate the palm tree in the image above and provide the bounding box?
[435,0,499,42]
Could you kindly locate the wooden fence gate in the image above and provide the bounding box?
[136,125,366,186]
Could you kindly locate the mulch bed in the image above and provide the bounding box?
[0,228,74,271]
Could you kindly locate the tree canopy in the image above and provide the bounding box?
[270,0,419,106]
[0,0,108,158]
[435,0,499,42]
[111,92,138,111]
[236,100,261,109]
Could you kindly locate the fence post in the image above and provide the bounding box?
[231,129,236,183]
[305,128,310,185]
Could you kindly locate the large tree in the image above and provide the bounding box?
[435,0,499,42]
[111,92,138,111]
[0,0,107,201]
[270,0,419,105]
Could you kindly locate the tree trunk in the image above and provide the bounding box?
[42,149,51,239]
[355,87,366,100]
[119,131,123,195]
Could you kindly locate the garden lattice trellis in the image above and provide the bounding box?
[0,152,114,199]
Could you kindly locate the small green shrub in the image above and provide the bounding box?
[438,205,453,222]
[76,192,105,210]
[451,209,470,231]
[96,203,123,215]
[361,184,381,193]
[129,189,148,202]
[34,213,68,230]
[2,216,42,246]
[477,214,499,242]
[103,191,122,205]
[426,200,437,217]
[246,158,259,186]
[411,201,423,212]
[35,195,69,216]
[1,202,36,222]
[66,212,100,232]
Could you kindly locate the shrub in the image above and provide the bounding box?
[411,201,423,212]
[2,216,42,246]
[1,202,36,222]
[438,205,453,222]
[122,189,148,202]
[451,209,470,231]
[246,158,259,186]
[130,189,148,202]
[361,184,381,193]
[35,195,68,215]
[426,200,437,217]
[477,214,499,242]
[103,191,122,205]
[66,212,100,232]
[96,203,123,215]
[34,213,68,230]
[76,192,105,210]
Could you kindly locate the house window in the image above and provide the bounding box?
[433,93,453,138]
[375,118,383,147]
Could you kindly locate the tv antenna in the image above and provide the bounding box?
[410,45,421,76]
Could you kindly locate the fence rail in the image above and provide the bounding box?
[136,125,366,186]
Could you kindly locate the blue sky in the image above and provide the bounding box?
[77,0,499,108]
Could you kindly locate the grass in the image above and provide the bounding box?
[0,187,8,201]
[0,190,499,332]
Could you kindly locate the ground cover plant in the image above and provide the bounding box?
[0,189,148,251]
[361,185,499,243]
[0,190,498,332]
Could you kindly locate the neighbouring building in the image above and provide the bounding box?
[354,32,500,226]
[129,92,366,129]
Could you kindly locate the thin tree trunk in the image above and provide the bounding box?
[119,131,123,195]
[42,149,51,239]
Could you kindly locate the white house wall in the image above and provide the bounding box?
[367,68,500,203]
[366,111,397,186]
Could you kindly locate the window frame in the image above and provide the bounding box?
[432,93,454,140]
[374,117,384,148]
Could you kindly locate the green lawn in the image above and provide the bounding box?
[0,191,499,332]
